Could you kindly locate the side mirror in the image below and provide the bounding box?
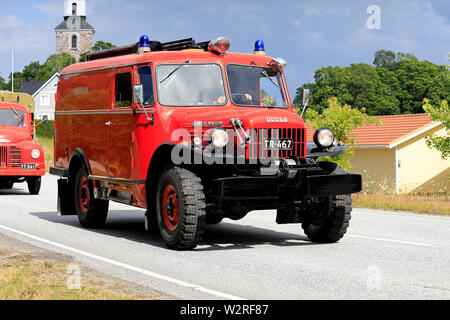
[33,118,48,128]
[302,88,310,108]
[133,84,144,106]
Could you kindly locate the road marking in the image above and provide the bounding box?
[348,234,433,247]
[0,224,245,300]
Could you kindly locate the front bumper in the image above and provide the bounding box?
[0,168,46,177]
[211,164,362,201]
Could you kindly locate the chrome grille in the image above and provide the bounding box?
[0,146,6,168]
[248,128,306,159]
[9,147,21,168]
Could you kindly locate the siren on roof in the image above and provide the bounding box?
[254,40,265,55]
[138,35,151,54]
[208,36,230,55]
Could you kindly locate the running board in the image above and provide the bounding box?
[108,189,133,205]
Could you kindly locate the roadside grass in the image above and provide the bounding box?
[352,193,450,216]
[0,252,156,300]
[35,135,54,171]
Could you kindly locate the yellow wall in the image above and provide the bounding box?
[350,148,396,194]
[398,126,449,194]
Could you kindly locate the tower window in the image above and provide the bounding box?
[71,35,77,49]
[72,3,77,16]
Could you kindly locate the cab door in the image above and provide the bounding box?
[106,68,134,179]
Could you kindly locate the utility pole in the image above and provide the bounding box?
[11,48,14,92]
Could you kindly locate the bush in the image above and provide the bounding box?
[35,120,54,139]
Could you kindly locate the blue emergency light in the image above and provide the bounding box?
[140,35,150,48]
[254,40,265,55]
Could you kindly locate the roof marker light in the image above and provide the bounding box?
[208,36,230,55]
[138,35,151,53]
[254,40,266,55]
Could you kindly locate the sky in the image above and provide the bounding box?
[0,0,449,97]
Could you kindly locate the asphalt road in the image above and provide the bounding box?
[0,174,449,300]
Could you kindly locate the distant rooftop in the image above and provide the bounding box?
[55,16,94,31]
[20,81,45,95]
[306,113,440,148]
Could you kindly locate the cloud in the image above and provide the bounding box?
[305,31,324,42]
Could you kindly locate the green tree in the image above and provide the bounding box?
[304,97,381,170]
[80,40,117,62]
[0,76,7,90]
[5,71,24,92]
[22,61,43,81]
[422,98,449,160]
[373,50,397,70]
[395,59,447,113]
[37,53,76,80]
[295,63,400,115]
[373,50,417,70]
[294,50,448,116]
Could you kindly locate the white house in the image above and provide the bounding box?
[32,73,59,120]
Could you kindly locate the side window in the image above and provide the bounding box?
[115,73,132,107]
[137,66,154,106]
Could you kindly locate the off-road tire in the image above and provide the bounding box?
[74,167,109,228]
[302,194,352,243]
[0,181,14,190]
[144,209,159,234]
[27,177,41,195]
[301,165,352,243]
[156,167,206,250]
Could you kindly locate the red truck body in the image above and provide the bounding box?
[50,37,361,249]
[0,102,45,194]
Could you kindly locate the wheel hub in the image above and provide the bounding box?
[162,184,179,232]
[78,176,89,213]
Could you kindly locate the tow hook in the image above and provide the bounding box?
[230,118,251,147]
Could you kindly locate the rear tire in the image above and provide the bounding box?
[0,181,14,190]
[156,167,206,250]
[302,194,352,243]
[74,167,109,228]
[27,177,41,195]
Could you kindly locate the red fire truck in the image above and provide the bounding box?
[50,36,361,250]
[0,101,46,194]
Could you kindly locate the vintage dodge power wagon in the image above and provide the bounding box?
[50,36,362,250]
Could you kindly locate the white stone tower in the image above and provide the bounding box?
[55,0,95,61]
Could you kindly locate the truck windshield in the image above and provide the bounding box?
[226,64,288,108]
[157,64,226,106]
[0,109,25,127]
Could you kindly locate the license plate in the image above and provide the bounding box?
[264,139,293,151]
[21,164,36,170]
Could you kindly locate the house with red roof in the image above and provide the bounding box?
[308,113,449,194]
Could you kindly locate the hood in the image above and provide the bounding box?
[163,106,305,129]
[0,126,32,144]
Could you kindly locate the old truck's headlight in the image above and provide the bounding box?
[211,129,229,148]
[314,128,335,148]
[31,149,41,159]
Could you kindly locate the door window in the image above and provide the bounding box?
[115,73,132,107]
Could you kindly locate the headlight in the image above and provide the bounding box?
[211,129,229,148]
[193,136,202,146]
[31,149,41,159]
[313,127,335,148]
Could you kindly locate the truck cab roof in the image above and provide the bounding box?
[61,51,275,76]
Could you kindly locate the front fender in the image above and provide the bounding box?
[307,142,347,158]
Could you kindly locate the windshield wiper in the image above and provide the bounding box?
[160,59,190,84]
[9,106,22,121]
[260,70,280,90]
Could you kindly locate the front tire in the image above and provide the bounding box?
[156,167,206,250]
[302,194,352,243]
[27,177,41,195]
[0,181,14,190]
[74,167,109,228]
